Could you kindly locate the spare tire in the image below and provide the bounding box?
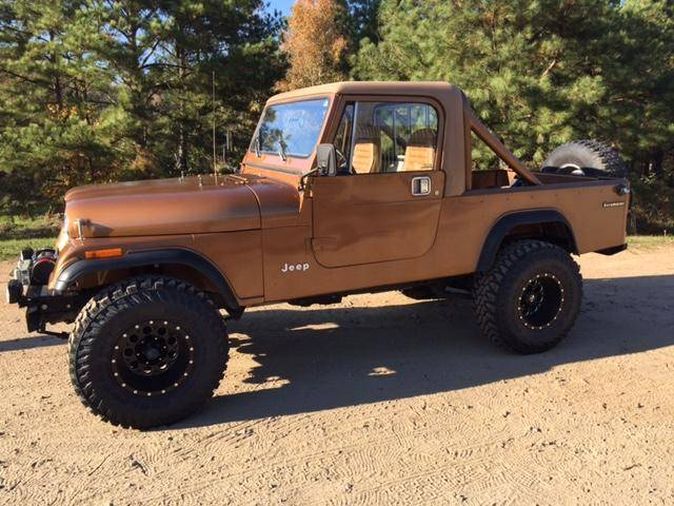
[542,139,627,177]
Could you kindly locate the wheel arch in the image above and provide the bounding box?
[54,248,242,314]
[477,210,578,273]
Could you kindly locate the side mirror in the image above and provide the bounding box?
[316,144,337,177]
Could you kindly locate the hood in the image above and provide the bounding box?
[64,173,298,238]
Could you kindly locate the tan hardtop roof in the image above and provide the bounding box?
[267,81,463,104]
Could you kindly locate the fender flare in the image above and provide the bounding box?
[476,210,577,272]
[54,248,241,311]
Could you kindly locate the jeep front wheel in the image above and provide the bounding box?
[473,240,582,354]
[68,276,229,429]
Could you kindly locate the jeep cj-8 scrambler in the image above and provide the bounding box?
[6,82,630,428]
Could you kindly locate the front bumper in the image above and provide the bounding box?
[5,251,81,334]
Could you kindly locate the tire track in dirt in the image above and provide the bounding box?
[1,247,674,504]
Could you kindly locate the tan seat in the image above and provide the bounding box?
[351,127,381,174]
[402,128,436,171]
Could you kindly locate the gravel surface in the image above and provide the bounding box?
[0,247,673,505]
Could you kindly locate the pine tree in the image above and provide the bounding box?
[0,0,117,214]
[98,0,285,175]
[348,0,381,43]
[352,0,674,171]
[0,0,285,214]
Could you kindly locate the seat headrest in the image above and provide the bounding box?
[407,128,436,147]
[354,124,380,142]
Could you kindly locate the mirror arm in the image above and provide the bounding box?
[301,143,336,190]
[298,168,320,191]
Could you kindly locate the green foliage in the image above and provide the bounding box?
[351,0,674,231]
[0,213,60,239]
[1,0,673,234]
[347,0,381,42]
[0,214,59,259]
[0,237,56,260]
[0,0,285,215]
[630,176,674,234]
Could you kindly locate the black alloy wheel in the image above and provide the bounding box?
[112,320,196,397]
[516,273,564,330]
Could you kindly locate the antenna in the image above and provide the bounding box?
[224,129,231,167]
[212,70,217,177]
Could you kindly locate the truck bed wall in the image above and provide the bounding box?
[259,180,628,303]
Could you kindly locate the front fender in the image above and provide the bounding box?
[53,248,241,312]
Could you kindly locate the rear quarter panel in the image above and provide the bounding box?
[440,180,629,275]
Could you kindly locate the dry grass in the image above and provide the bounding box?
[627,234,674,250]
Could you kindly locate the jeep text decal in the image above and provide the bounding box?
[281,262,310,273]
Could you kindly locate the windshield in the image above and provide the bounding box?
[252,98,330,158]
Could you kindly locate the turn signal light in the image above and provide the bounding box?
[84,248,123,260]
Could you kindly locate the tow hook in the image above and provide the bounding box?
[6,279,24,305]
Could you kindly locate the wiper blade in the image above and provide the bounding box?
[254,134,261,157]
[277,140,287,161]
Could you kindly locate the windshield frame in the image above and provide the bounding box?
[249,96,331,161]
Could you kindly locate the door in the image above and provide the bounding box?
[310,99,445,268]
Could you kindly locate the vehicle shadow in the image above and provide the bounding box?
[182,274,674,428]
[0,334,64,352]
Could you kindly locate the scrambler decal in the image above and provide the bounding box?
[602,201,626,208]
[281,262,310,273]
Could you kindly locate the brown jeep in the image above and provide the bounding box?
[5,82,630,428]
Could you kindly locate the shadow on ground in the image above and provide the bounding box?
[4,275,672,428]
[182,274,674,428]
[0,334,64,352]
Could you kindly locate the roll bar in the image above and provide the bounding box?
[463,101,542,187]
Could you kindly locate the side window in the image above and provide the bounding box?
[334,101,439,174]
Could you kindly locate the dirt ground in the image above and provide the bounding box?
[0,246,673,505]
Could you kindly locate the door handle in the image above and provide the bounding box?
[411,176,431,196]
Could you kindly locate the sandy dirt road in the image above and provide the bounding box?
[0,246,673,505]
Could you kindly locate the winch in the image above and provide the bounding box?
[5,247,57,302]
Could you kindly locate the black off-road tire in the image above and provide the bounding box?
[68,276,228,429]
[542,139,627,177]
[473,240,582,354]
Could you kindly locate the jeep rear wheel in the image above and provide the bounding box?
[68,276,228,429]
[473,240,582,354]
